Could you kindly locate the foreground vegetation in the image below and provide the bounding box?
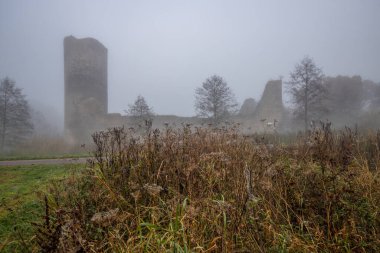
[7,124,380,252]
[0,164,83,252]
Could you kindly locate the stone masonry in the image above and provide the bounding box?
[64,36,108,142]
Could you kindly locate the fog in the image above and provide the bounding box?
[1,0,380,130]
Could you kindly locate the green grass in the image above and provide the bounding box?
[0,164,84,252]
[0,153,91,161]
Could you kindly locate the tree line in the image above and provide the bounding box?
[131,56,380,131]
[2,56,380,152]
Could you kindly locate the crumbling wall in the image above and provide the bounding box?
[63,35,287,142]
[239,98,257,117]
[236,79,285,133]
[254,80,284,123]
[64,36,108,142]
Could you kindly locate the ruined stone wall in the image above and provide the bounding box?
[233,80,285,133]
[64,36,108,142]
[239,98,257,116]
[63,36,288,142]
[254,80,284,123]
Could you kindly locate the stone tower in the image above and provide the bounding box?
[64,36,108,142]
[254,80,284,124]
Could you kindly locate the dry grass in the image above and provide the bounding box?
[31,124,380,252]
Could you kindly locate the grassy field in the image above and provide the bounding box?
[26,126,380,252]
[0,153,91,161]
[0,134,93,161]
[0,164,84,252]
[1,125,380,252]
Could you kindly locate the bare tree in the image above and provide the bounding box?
[287,56,327,132]
[0,77,33,151]
[324,75,364,125]
[126,95,153,122]
[195,75,238,123]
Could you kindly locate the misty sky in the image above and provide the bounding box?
[1,0,380,128]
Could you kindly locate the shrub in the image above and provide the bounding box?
[33,125,380,252]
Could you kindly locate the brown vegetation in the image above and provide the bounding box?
[33,124,380,252]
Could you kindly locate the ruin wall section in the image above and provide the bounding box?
[253,80,284,123]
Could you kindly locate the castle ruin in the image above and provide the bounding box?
[63,36,285,142]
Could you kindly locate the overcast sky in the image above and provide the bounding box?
[1,0,379,127]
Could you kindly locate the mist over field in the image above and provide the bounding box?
[2,2,380,252]
[0,0,380,152]
[0,0,379,119]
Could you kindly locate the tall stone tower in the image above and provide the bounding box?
[64,36,108,142]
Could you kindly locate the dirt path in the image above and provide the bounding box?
[0,157,88,166]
